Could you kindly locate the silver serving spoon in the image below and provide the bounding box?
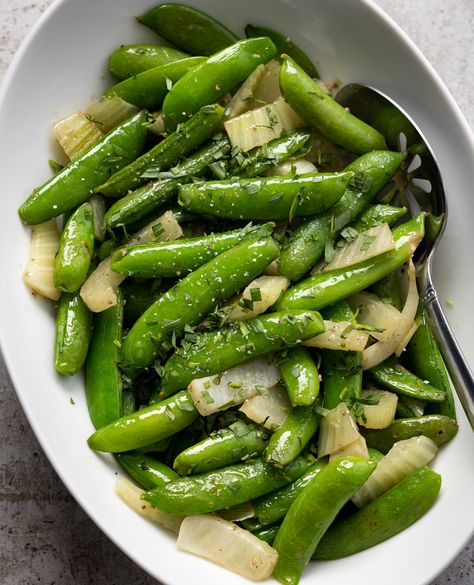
[336,83,474,429]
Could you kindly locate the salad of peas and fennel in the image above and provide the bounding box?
[19,3,458,584]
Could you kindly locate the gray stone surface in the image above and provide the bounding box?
[0,1,472,584]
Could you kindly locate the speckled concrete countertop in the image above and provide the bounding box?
[1,1,473,583]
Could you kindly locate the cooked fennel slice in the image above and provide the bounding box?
[323,223,395,272]
[263,260,280,276]
[115,477,183,533]
[352,435,438,508]
[177,515,278,581]
[395,319,419,357]
[303,320,369,352]
[240,385,292,431]
[329,435,369,462]
[318,403,361,457]
[148,112,166,136]
[225,64,266,119]
[253,59,282,104]
[188,358,280,416]
[53,112,103,160]
[218,501,255,522]
[349,291,402,341]
[269,158,318,176]
[227,276,290,321]
[89,194,106,241]
[357,390,398,429]
[23,220,61,301]
[134,210,183,245]
[85,95,139,133]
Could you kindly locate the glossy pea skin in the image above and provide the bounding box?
[87,390,198,453]
[120,237,280,377]
[108,44,190,80]
[280,55,386,154]
[54,292,92,376]
[142,455,315,515]
[280,346,320,407]
[54,202,95,292]
[97,104,224,198]
[279,150,405,281]
[162,38,277,132]
[178,172,353,220]
[273,457,376,585]
[160,310,326,398]
[98,238,120,262]
[314,466,441,559]
[253,524,280,545]
[115,452,178,490]
[121,280,162,325]
[137,4,239,56]
[352,203,407,232]
[19,111,148,224]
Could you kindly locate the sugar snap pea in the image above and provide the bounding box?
[162,38,277,131]
[178,172,353,220]
[142,455,315,515]
[160,310,326,398]
[116,453,178,490]
[314,466,441,559]
[108,44,190,80]
[97,104,224,198]
[19,111,148,224]
[253,524,280,545]
[98,238,120,261]
[279,347,320,407]
[352,203,407,232]
[273,457,376,585]
[54,202,95,292]
[280,55,386,154]
[369,271,403,310]
[138,3,239,56]
[121,280,162,325]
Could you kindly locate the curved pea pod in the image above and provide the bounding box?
[18,111,147,224]
[108,44,190,80]
[162,38,277,132]
[361,415,458,454]
[97,104,224,198]
[174,420,268,476]
[369,356,446,402]
[179,172,353,220]
[160,310,326,398]
[121,280,162,325]
[273,457,376,585]
[245,24,318,78]
[407,307,456,418]
[276,214,425,312]
[115,453,178,490]
[352,204,407,232]
[280,55,386,154]
[121,237,280,376]
[104,57,206,109]
[88,390,198,453]
[253,524,280,545]
[314,466,441,559]
[97,238,120,262]
[142,455,315,515]
[54,292,92,376]
[280,347,320,407]
[54,203,94,292]
[279,150,405,281]
[138,4,239,56]
[85,289,124,429]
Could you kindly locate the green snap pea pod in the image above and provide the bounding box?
[97,104,224,198]
[112,223,274,278]
[280,347,320,407]
[352,204,407,232]
[245,24,318,78]
[279,150,405,281]
[265,407,320,467]
[103,137,231,229]
[314,466,441,559]
[173,420,268,476]
[253,460,327,526]
[369,271,403,310]
[54,292,92,376]
[54,202,95,292]
[136,437,172,454]
[276,214,425,312]
[178,172,353,220]
[160,310,326,398]
[108,44,190,80]
[138,4,239,56]
[121,237,280,376]
[122,390,136,416]
[252,524,280,545]
[280,55,386,154]
[369,356,446,402]
[273,457,376,585]
[116,452,178,490]
[142,454,315,515]
[104,57,206,109]
[85,289,124,429]
[162,38,277,131]
[395,396,426,419]
[361,414,458,454]
[406,307,456,419]
[88,390,198,452]
[98,238,120,261]
[121,280,162,324]
[19,111,147,224]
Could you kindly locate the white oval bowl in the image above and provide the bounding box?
[0,1,473,584]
